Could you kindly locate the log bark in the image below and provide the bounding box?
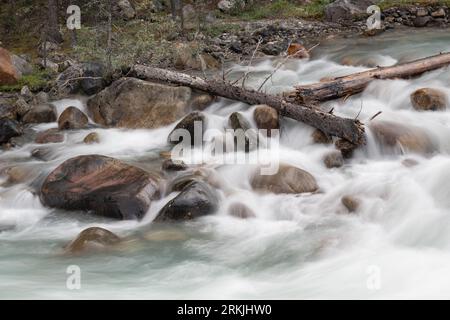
[294,52,450,102]
[131,65,366,145]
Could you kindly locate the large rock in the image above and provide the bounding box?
[155,181,219,221]
[253,105,279,137]
[370,120,436,154]
[251,164,318,194]
[11,54,33,77]
[410,88,447,111]
[87,78,192,129]
[22,104,57,124]
[0,119,22,144]
[58,106,89,130]
[65,227,120,254]
[40,155,161,220]
[229,111,258,152]
[56,62,106,97]
[325,0,378,23]
[168,111,205,145]
[0,48,19,85]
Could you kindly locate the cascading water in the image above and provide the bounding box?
[1,28,450,299]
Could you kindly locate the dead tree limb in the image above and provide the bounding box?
[293,52,450,102]
[131,65,366,145]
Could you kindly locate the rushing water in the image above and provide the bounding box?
[1,28,450,299]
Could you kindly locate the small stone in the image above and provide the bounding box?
[341,195,360,213]
[58,106,89,130]
[323,151,344,168]
[162,159,187,171]
[83,132,100,144]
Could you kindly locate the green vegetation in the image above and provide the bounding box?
[0,69,51,92]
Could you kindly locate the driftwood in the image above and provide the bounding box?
[293,52,450,102]
[131,65,366,145]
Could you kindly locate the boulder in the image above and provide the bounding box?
[11,54,33,77]
[168,111,205,145]
[65,227,120,254]
[369,120,436,154]
[87,78,192,129]
[56,62,106,97]
[0,119,22,144]
[325,0,378,23]
[116,0,136,20]
[191,94,215,110]
[228,202,256,219]
[155,181,219,221]
[58,106,89,130]
[323,151,344,168]
[414,16,432,27]
[0,48,19,85]
[83,132,100,144]
[410,88,447,111]
[173,42,220,71]
[251,164,318,194]
[253,105,279,137]
[40,155,161,220]
[35,128,64,144]
[22,104,57,124]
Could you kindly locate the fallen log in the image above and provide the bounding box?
[294,52,450,102]
[131,65,366,145]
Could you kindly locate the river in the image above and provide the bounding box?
[1,28,450,299]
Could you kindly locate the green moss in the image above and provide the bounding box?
[0,70,50,92]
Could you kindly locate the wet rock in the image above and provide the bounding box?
[341,195,360,213]
[287,43,310,59]
[31,147,53,161]
[0,119,22,144]
[156,181,219,221]
[35,128,64,144]
[22,104,57,124]
[191,94,215,110]
[228,202,256,219]
[323,151,344,168]
[312,129,332,144]
[58,106,89,130]
[65,227,120,254]
[0,47,19,85]
[410,88,447,111]
[87,78,192,129]
[414,16,432,27]
[370,120,436,154]
[83,132,100,144]
[253,105,279,137]
[40,155,161,220]
[168,111,205,145]
[162,159,187,171]
[2,165,33,184]
[229,112,258,152]
[251,164,318,194]
[335,139,357,158]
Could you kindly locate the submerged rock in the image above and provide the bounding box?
[323,151,344,168]
[410,88,447,111]
[341,195,360,213]
[162,159,187,171]
[40,155,161,220]
[65,227,120,254]
[0,118,22,144]
[229,111,258,152]
[155,181,219,221]
[83,132,100,144]
[312,129,332,144]
[251,164,318,194]
[87,78,192,129]
[369,120,436,154]
[228,202,256,219]
[35,128,64,144]
[58,106,88,130]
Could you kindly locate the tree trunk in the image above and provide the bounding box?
[131,65,366,145]
[293,52,450,102]
[47,0,63,43]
